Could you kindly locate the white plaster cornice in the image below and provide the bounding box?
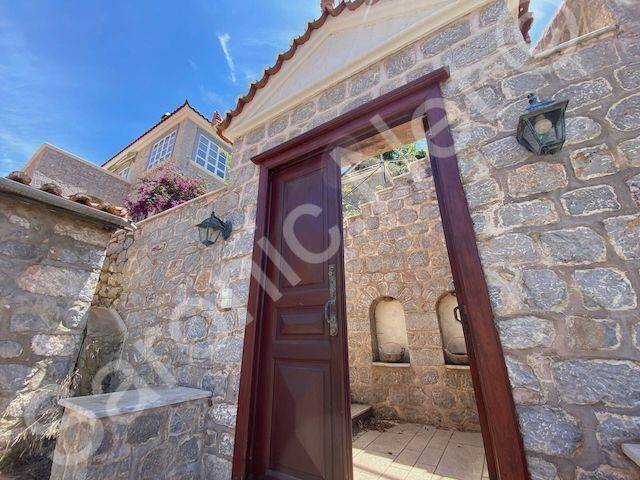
[225,0,519,140]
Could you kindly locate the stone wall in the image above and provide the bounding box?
[0,190,114,458]
[50,395,209,480]
[534,0,618,52]
[345,160,479,430]
[23,144,131,205]
[226,1,640,478]
[91,186,257,477]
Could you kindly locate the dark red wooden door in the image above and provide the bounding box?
[251,153,352,480]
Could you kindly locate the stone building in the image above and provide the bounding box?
[22,101,232,205]
[2,0,640,479]
[0,177,132,462]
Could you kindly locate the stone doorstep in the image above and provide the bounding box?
[622,443,640,467]
[58,387,212,419]
[352,403,373,421]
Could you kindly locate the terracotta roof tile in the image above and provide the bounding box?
[219,0,533,133]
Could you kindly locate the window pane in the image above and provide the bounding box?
[191,133,228,179]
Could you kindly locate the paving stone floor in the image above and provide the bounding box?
[352,423,489,480]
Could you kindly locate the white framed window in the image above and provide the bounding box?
[193,133,228,179]
[116,164,130,180]
[147,130,177,170]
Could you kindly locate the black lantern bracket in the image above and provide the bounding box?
[517,93,569,156]
[197,210,232,246]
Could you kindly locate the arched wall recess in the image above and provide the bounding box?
[437,292,469,365]
[370,297,410,364]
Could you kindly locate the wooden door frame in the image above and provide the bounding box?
[232,67,530,480]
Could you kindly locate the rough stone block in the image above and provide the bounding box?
[615,62,640,91]
[574,268,637,310]
[502,72,548,100]
[349,65,380,96]
[576,466,635,480]
[553,42,620,81]
[18,265,97,300]
[596,412,640,451]
[522,269,567,310]
[628,173,640,207]
[556,78,613,111]
[291,101,316,125]
[464,85,505,117]
[570,144,618,180]
[31,334,79,357]
[498,316,555,349]
[464,178,501,208]
[453,123,497,150]
[553,359,640,407]
[561,185,621,216]
[619,138,640,167]
[384,46,417,78]
[498,199,558,228]
[567,317,620,351]
[318,82,346,111]
[244,127,265,145]
[604,214,640,260]
[506,356,540,391]
[527,457,558,480]
[507,163,567,198]
[210,403,237,429]
[420,20,471,58]
[607,93,640,131]
[204,454,232,478]
[539,227,606,265]
[0,364,33,391]
[0,341,23,359]
[443,25,517,68]
[481,233,538,265]
[267,115,288,137]
[565,116,602,146]
[127,412,164,444]
[480,136,531,169]
[516,405,581,457]
[479,0,508,26]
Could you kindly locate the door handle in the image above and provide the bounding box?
[325,264,338,336]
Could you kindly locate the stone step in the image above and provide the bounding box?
[351,403,372,421]
[622,443,640,467]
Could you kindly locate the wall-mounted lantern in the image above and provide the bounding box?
[516,93,569,155]
[197,211,232,246]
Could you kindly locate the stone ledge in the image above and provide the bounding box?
[445,364,471,370]
[0,177,134,231]
[372,362,412,368]
[622,443,640,467]
[59,387,212,419]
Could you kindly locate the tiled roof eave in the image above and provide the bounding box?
[219,0,533,133]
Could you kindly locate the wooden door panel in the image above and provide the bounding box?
[278,167,327,289]
[278,307,326,337]
[269,361,330,479]
[251,154,350,480]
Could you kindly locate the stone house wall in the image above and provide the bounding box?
[86,0,640,478]
[91,186,257,478]
[23,144,131,205]
[114,117,229,192]
[0,190,115,457]
[225,1,640,478]
[344,160,479,430]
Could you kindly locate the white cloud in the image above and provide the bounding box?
[217,33,237,83]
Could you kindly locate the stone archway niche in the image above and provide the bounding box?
[371,297,410,364]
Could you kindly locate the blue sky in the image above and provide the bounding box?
[0,0,560,175]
